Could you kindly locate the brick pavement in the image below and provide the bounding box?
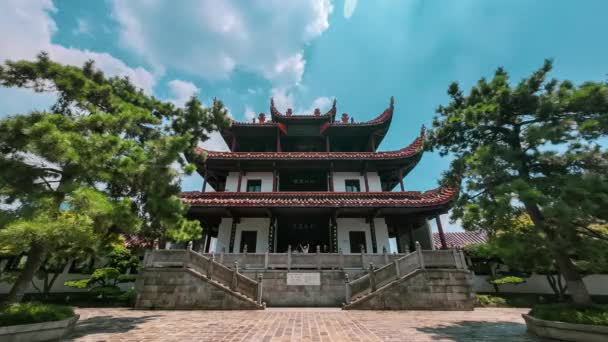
[67,307,538,341]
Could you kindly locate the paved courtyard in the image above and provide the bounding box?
[67,307,537,341]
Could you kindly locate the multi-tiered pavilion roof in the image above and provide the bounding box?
[182,98,457,229]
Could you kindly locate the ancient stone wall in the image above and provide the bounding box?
[135,268,260,309]
[241,270,365,307]
[345,269,474,310]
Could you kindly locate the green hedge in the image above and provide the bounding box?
[530,304,608,326]
[0,302,75,327]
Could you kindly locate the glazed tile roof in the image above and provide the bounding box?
[433,231,488,249]
[197,134,424,161]
[180,187,457,208]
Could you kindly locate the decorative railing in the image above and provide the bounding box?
[197,246,408,270]
[143,249,262,305]
[344,242,468,304]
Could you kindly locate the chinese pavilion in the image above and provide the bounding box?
[180,97,455,255]
[136,98,472,310]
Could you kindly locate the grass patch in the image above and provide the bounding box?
[530,304,608,326]
[0,302,75,327]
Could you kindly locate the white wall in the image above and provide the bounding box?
[233,218,270,253]
[337,217,390,253]
[225,171,274,192]
[474,274,608,296]
[333,172,382,192]
[216,217,270,253]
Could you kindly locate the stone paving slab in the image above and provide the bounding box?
[67,307,538,341]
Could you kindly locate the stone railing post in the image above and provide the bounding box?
[394,258,401,279]
[143,250,151,268]
[231,261,239,290]
[316,245,321,270]
[243,244,248,254]
[287,245,292,271]
[459,248,468,270]
[360,249,365,269]
[264,249,269,269]
[187,240,193,250]
[339,248,344,270]
[383,246,389,264]
[368,262,377,292]
[207,253,215,279]
[416,241,425,269]
[452,248,461,269]
[220,247,225,264]
[344,273,351,305]
[256,273,263,305]
[404,245,410,254]
[183,249,190,269]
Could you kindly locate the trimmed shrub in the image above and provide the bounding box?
[530,304,608,326]
[476,294,508,307]
[0,302,75,327]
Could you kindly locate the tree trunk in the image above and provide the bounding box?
[1,242,47,305]
[553,251,592,306]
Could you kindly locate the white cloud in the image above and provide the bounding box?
[270,88,333,115]
[0,0,156,94]
[244,106,256,121]
[110,0,333,88]
[429,211,464,233]
[73,18,90,35]
[200,132,229,152]
[167,80,199,107]
[0,87,55,118]
[343,0,358,19]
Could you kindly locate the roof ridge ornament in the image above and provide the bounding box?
[270,97,283,117]
[420,124,426,137]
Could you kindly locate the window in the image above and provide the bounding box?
[345,179,360,192]
[246,179,262,192]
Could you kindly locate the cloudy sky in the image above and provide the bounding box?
[2,0,607,231]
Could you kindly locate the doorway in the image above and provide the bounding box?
[239,231,257,253]
[349,231,367,253]
[277,216,330,252]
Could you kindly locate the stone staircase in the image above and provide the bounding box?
[135,250,265,310]
[343,245,474,310]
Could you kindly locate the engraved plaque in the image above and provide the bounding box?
[286,272,321,286]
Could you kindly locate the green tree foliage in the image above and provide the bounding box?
[427,60,608,306]
[0,53,230,304]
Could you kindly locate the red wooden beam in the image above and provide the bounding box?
[435,215,448,249]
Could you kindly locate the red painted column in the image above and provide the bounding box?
[435,215,448,249]
[276,129,282,152]
[272,167,277,192]
[329,162,334,192]
[237,170,243,192]
[363,171,369,192]
[370,135,376,151]
[325,136,330,152]
[231,135,237,151]
[202,177,207,192]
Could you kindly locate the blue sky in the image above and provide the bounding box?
[1,0,607,231]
